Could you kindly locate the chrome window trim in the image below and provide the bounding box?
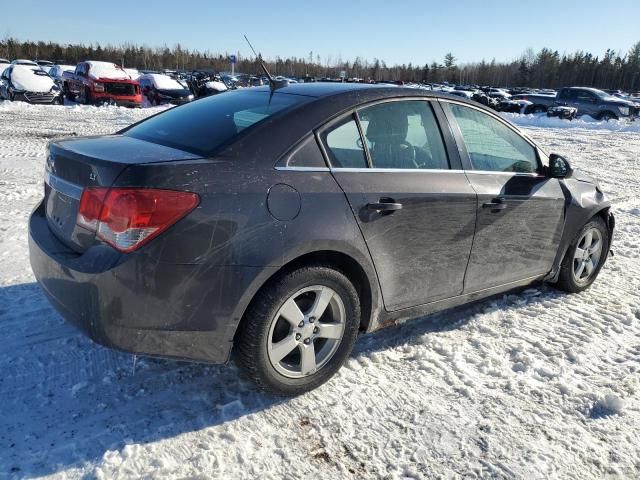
[465,170,544,177]
[274,166,331,172]
[45,171,83,200]
[328,167,465,174]
[274,165,544,178]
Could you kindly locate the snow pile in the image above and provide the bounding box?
[502,112,640,133]
[0,103,639,479]
[10,65,55,92]
[87,61,131,80]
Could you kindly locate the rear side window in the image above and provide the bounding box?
[358,100,448,169]
[279,136,327,168]
[322,116,368,168]
[450,104,539,173]
[124,90,310,155]
[558,89,574,100]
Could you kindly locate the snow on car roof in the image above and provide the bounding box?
[56,65,76,72]
[86,61,131,80]
[144,73,186,90]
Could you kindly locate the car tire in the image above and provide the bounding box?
[235,265,360,395]
[83,87,92,105]
[599,111,617,122]
[555,216,610,293]
[64,87,75,102]
[532,105,546,114]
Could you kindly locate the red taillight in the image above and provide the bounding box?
[77,187,199,252]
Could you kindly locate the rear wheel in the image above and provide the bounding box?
[79,87,91,105]
[555,216,609,293]
[236,265,360,395]
[599,111,617,122]
[532,105,546,114]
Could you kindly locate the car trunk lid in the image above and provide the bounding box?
[44,135,201,253]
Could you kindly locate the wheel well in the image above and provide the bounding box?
[599,110,617,119]
[596,207,614,236]
[550,207,612,284]
[235,251,373,344]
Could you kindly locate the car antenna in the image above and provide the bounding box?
[243,35,288,90]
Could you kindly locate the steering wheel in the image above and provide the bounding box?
[399,141,420,169]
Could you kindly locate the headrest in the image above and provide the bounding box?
[365,106,408,144]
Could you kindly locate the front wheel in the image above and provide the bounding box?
[555,216,610,293]
[235,265,360,395]
[599,111,617,122]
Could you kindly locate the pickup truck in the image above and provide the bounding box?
[513,87,639,120]
[62,61,142,107]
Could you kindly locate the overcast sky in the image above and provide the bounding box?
[3,0,639,65]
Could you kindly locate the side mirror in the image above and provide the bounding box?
[549,153,572,178]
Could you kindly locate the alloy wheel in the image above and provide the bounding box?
[267,285,346,378]
[572,227,603,286]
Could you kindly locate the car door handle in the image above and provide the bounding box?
[482,199,507,211]
[367,200,403,212]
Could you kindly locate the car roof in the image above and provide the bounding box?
[249,82,430,98]
[566,87,603,93]
[12,59,38,65]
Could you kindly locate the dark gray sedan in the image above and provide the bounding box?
[29,83,614,394]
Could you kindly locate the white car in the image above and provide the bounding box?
[0,64,62,104]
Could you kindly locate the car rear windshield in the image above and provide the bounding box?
[123,90,310,155]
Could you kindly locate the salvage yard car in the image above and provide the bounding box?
[48,64,76,86]
[0,63,63,104]
[556,87,638,121]
[29,83,614,395]
[62,61,142,107]
[138,73,194,105]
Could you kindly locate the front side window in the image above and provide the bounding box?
[574,90,596,103]
[450,104,539,173]
[358,100,449,169]
[322,116,368,168]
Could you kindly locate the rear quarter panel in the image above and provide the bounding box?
[114,158,382,331]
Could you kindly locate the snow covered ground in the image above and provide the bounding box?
[0,102,639,479]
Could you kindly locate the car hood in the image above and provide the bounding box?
[571,168,598,186]
[603,96,634,107]
[11,68,55,92]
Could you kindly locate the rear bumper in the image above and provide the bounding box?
[29,200,272,363]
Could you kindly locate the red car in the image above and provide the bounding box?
[63,61,142,107]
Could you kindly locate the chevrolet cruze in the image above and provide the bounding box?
[29,83,614,395]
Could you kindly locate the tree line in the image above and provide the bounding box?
[2,37,640,91]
